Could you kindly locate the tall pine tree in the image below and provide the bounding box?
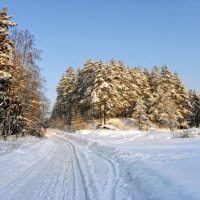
[188,90,200,128]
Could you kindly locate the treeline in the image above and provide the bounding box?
[52,59,200,131]
[0,7,48,140]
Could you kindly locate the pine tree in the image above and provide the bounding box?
[91,59,124,124]
[125,68,137,116]
[0,7,17,139]
[149,66,180,129]
[0,7,16,70]
[160,65,174,93]
[148,66,160,119]
[149,66,160,94]
[106,59,127,116]
[132,96,150,130]
[172,73,191,128]
[127,67,151,118]
[78,59,96,119]
[159,90,179,130]
[115,62,132,117]
[188,90,200,128]
[91,60,106,124]
[56,67,76,125]
[149,87,179,129]
[149,66,160,122]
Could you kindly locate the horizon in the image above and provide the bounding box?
[1,0,200,108]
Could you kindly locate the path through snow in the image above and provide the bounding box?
[0,129,200,200]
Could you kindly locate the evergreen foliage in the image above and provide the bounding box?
[0,7,20,140]
[132,96,150,130]
[188,90,200,128]
[53,60,191,130]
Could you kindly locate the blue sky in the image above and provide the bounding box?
[1,0,200,107]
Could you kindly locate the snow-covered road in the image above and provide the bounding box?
[0,129,200,200]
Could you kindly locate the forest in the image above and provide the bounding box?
[51,59,200,131]
[1,6,200,141]
[0,7,48,140]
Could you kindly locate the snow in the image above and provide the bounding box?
[100,81,109,88]
[0,70,11,79]
[0,128,200,200]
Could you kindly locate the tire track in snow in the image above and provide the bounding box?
[0,136,80,200]
[68,131,200,200]
[53,135,89,200]
[31,141,71,200]
[0,131,120,200]
[54,134,107,200]
[58,133,119,200]
[73,140,118,200]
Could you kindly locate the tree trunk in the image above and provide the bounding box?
[103,100,106,125]
[196,118,199,128]
[99,105,102,124]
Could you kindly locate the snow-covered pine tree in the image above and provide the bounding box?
[160,89,179,130]
[136,67,152,102]
[149,86,179,129]
[149,66,160,94]
[91,60,106,124]
[91,59,121,124]
[72,68,83,121]
[115,63,131,117]
[56,67,76,125]
[116,61,131,117]
[112,61,132,117]
[149,66,160,123]
[172,72,191,128]
[105,60,123,122]
[132,96,150,130]
[160,65,175,93]
[78,59,96,120]
[149,66,180,129]
[188,90,200,128]
[127,67,152,118]
[0,7,17,139]
[125,67,139,117]
[141,68,154,117]
[52,74,66,125]
[0,7,16,70]
[143,68,151,80]
[107,59,127,116]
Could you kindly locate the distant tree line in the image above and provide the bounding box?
[52,59,200,131]
[0,7,48,140]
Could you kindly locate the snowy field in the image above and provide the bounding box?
[0,128,200,200]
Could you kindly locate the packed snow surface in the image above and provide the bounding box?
[0,128,200,200]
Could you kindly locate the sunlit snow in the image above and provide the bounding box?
[0,128,200,200]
